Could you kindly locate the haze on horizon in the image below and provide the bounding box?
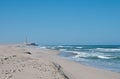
[0,0,120,45]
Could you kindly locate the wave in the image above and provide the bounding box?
[57,45,64,48]
[74,55,116,60]
[69,51,117,60]
[72,51,97,58]
[95,48,120,52]
[59,49,67,51]
[97,56,114,59]
[57,45,72,48]
[75,47,83,49]
[40,46,47,49]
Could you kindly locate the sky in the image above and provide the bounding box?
[0,0,120,45]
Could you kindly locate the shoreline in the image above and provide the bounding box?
[50,45,120,73]
[0,44,120,79]
[57,55,120,73]
[27,45,120,79]
[43,46,120,73]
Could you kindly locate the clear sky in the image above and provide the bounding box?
[0,0,120,45]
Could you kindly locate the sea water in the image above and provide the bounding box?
[44,45,120,73]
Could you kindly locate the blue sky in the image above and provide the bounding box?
[0,0,120,45]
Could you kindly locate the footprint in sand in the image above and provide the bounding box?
[5,74,15,79]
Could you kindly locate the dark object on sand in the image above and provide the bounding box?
[30,43,38,46]
[25,52,32,55]
[4,57,8,60]
[26,43,38,46]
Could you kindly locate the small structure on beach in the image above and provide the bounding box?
[24,36,38,46]
[26,42,38,46]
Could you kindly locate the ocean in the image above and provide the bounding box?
[41,45,120,73]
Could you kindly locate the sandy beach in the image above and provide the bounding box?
[0,44,120,79]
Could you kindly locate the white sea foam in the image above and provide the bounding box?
[74,54,114,59]
[97,56,111,59]
[40,46,47,49]
[57,45,72,48]
[95,48,120,52]
[57,45,64,48]
[71,51,114,60]
[72,51,81,54]
[63,51,78,53]
[60,48,118,60]
[59,49,67,51]
[76,47,83,49]
[74,54,88,58]
[73,51,92,58]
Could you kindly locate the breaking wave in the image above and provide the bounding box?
[47,45,120,72]
[71,51,117,60]
[75,47,83,49]
[95,48,120,52]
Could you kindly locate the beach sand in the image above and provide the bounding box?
[0,44,120,79]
